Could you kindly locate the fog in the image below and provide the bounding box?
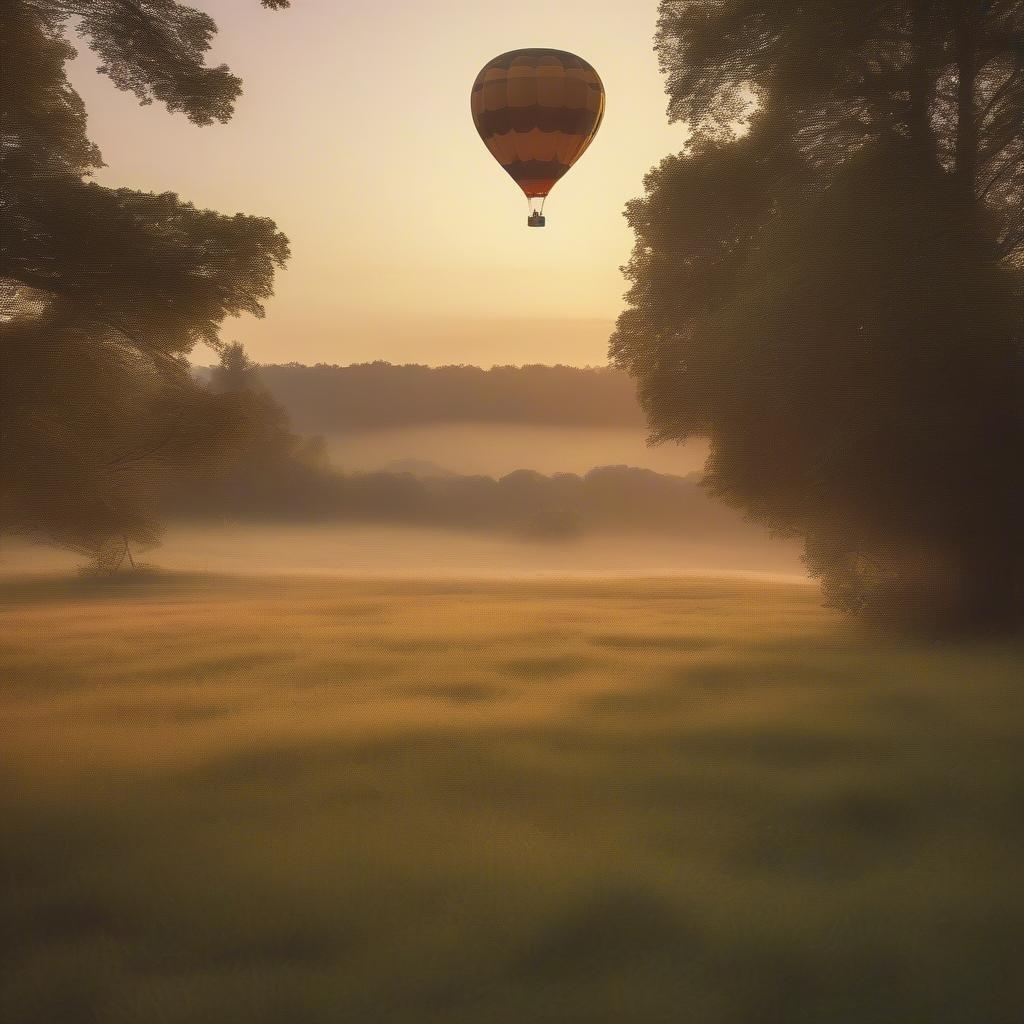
[1,523,805,580]
[326,424,709,477]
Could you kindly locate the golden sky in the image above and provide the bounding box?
[68,0,687,367]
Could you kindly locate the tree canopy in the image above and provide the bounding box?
[613,1,1024,628]
[1,1,290,565]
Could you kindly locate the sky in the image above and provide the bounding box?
[67,0,687,367]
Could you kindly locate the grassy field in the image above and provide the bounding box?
[2,573,1023,1023]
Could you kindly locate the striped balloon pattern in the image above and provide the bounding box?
[471,49,605,203]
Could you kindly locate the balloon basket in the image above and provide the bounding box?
[528,213,546,228]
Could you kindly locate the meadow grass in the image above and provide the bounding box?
[2,573,1023,1023]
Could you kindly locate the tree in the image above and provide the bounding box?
[205,342,319,466]
[209,342,264,394]
[612,1,1024,629]
[172,342,333,520]
[0,1,291,566]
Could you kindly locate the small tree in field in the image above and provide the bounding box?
[613,1,1024,629]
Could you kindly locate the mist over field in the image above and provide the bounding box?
[0,357,789,580]
[1,523,804,580]
[193,363,708,478]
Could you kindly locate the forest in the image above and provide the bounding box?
[194,361,647,432]
[170,349,731,541]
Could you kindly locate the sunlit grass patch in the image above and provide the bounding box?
[2,573,1023,1023]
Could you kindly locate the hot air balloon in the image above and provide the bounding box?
[471,48,605,227]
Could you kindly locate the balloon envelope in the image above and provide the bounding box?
[471,49,605,201]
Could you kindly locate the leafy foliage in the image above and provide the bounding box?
[0,299,249,562]
[1,1,290,566]
[614,1,1024,629]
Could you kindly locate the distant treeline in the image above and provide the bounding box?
[196,362,646,432]
[173,351,739,543]
[166,462,749,542]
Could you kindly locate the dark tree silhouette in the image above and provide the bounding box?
[210,342,264,395]
[0,1,290,566]
[180,343,332,517]
[613,1,1024,629]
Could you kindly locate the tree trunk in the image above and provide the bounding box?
[907,0,936,176]
[954,4,979,200]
